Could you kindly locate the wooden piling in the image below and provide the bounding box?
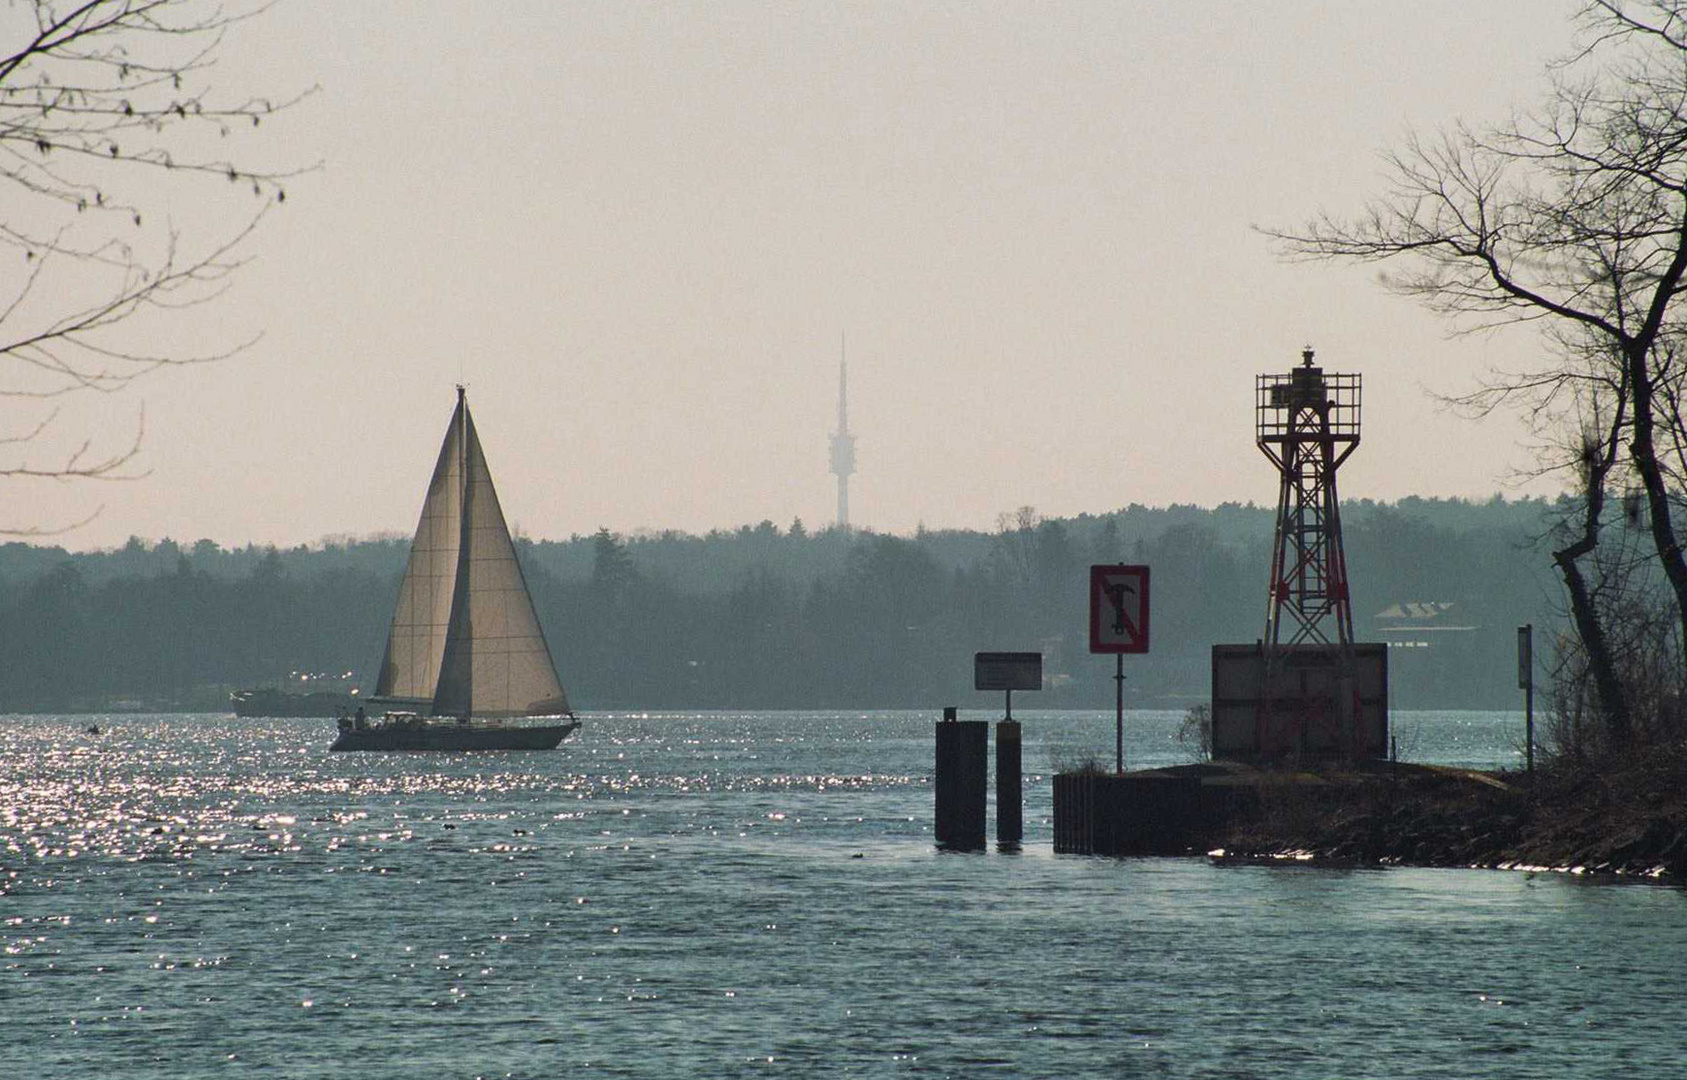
[996,719,1022,845]
[935,716,987,850]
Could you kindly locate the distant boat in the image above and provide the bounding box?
[232,687,358,718]
[331,388,580,752]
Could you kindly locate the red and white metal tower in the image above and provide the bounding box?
[1257,348,1361,649]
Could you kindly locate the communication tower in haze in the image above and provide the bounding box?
[829,334,856,530]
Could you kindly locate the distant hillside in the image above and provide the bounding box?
[0,495,1566,711]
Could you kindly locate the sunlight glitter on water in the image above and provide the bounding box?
[4,710,1683,1078]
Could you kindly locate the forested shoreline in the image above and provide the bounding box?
[0,496,1564,713]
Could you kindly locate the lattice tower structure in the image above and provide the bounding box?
[1256,349,1361,649]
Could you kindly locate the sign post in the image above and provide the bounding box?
[973,651,1042,719]
[1089,565,1150,774]
[973,652,1040,847]
[1518,624,1534,781]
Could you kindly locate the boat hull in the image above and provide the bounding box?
[329,720,579,752]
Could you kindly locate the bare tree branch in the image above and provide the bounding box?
[0,1,311,526]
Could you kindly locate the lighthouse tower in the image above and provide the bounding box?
[1209,347,1388,762]
[829,335,856,530]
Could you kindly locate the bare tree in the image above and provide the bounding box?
[0,1,308,530]
[1268,1,1687,731]
[991,504,1041,597]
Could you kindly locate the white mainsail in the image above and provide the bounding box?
[374,389,570,718]
[372,398,465,708]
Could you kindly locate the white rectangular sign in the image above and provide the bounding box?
[974,652,1042,691]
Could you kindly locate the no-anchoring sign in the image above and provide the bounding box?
[1089,564,1150,654]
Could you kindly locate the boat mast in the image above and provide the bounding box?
[439,384,474,719]
[457,384,469,516]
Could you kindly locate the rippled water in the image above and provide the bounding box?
[4,710,1683,1078]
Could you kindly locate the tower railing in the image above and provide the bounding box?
[1255,371,1361,463]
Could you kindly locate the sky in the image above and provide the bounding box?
[13,1,1588,550]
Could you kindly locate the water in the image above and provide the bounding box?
[4,710,1683,1078]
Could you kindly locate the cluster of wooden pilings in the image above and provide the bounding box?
[933,708,1021,850]
[934,710,1289,856]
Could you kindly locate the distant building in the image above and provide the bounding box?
[1373,601,1478,650]
[1371,600,1512,708]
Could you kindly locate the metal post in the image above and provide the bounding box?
[1526,678,1535,779]
[1518,624,1534,782]
[1114,653,1125,774]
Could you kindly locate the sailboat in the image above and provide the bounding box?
[331,387,580,751]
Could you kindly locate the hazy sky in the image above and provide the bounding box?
[19,1,1586,550]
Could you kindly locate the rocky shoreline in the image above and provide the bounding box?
[1050,755,1687,880]
[1201,758,1687,881]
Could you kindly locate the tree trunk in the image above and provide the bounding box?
[1554,463,1630,738]
[1554,542,1629,738]
[1625,346,1687,672]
